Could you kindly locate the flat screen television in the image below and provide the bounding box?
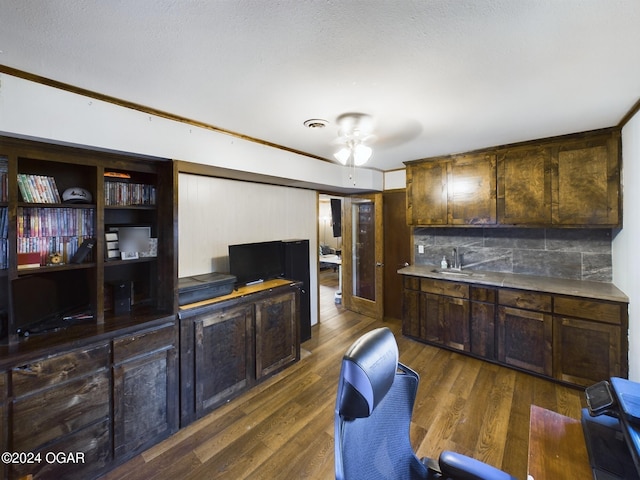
[228,240,285,286]
[11,270,92,336]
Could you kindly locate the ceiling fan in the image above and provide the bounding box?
[332,113,377,166]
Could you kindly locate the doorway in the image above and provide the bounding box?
[318,194,343,313]
[318,191,409,323]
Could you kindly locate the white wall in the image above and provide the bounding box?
[0,73,383,192]
[384,169,406,190]
[613,109,640,380]
[178,174,319,326]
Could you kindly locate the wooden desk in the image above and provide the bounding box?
[528,405,592,480]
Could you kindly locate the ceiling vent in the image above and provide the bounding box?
[303,119,329,129]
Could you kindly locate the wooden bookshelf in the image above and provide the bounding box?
[0,136,176,342]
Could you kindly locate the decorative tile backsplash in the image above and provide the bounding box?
[413,227,613,282]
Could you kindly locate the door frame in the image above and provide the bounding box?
[342,193,384,320]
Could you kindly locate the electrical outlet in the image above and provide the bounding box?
[418,245,424,254]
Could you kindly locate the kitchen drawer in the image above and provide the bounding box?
[554,296,623,325]
[113,321,176,364]
[470,286,496,303]
[12,343,110,397]
[12,417,111,480]
[421,278,469,299]
[498,289,552,312]
[12,371,110,452]
[403,276,420,291]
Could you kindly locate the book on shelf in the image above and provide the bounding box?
[0,207,7,239]
[104,171,131,179]
[0,239,7,270]
[17,173,62,203]
[17,207,94,238]
[0,206,7,269]
[104,180,156,206]
[17,235,95,266]
[0,157,7,202]
[16,204,95,266]
[17,252,40,270]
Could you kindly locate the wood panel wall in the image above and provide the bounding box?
[177,173,318,324]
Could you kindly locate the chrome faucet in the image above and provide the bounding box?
[451,247,461,270]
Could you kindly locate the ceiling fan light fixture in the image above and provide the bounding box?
[332,113,374,170]
[333,147,351,165]
[353,143,372,166]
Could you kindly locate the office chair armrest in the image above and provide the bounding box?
[439,451,517,480]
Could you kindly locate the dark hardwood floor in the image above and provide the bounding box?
[100,270,585,479]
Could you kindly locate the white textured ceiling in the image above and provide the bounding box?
[1,0,640,171]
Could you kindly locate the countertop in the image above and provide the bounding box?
[398,265,629,303]
[178,278,299,313]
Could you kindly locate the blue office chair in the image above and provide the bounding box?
[335,327,517,480]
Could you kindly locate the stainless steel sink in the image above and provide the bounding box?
[430,268,484,278]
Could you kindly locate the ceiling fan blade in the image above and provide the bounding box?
[373,118,423,148]
[359,133,377,144]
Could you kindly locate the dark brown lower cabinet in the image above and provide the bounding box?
[0,372,7,480]
[0,280,300,479]
[112,322,179,461]
[401,274,628,387]
[401,281,421,339]
[403,276,469,351]
[420,278,470,351]
[553,316,621,386]
[421,292,444,344]
[10,343,112,480]
[497,306,553,376]
[180,281,300,426]
[0,317,179,480]
[470,286,497,359]
[553,295,627,385]
[255,290,299,379]
[442,296,470,351]
[194,303,254,415]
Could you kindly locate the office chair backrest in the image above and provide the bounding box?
[335,327,429,480]
[336,327,398,419]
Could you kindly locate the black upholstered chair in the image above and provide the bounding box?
[334,327,517,480]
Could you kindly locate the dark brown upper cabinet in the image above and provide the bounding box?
[551,132,620,226]
[406,128,620,228]
[406,153,496,226]
[406,159,448,225]
[497,145,552,225]
[448,153,497,225]
[498,130,620,227]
